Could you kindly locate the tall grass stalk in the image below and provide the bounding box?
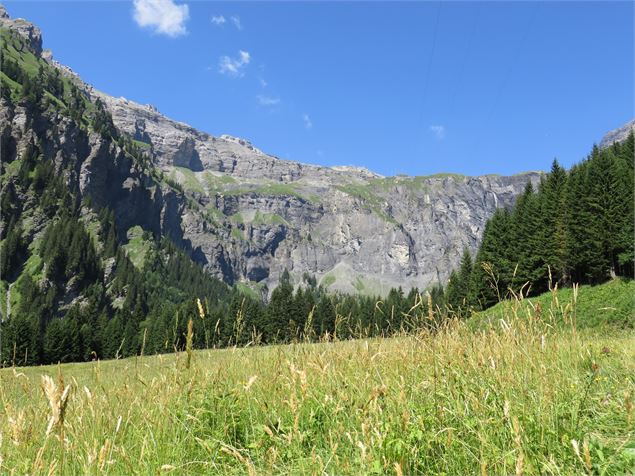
[0,283,632,474]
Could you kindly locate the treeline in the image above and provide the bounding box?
[0,27,447,366]
[1,203,447,365]
[1,25,632,367]
[446,134,634,315]
[1,137,448,365]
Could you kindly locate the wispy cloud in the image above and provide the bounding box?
[257,95,280,107]
[133,0,189,37]
[259,77,268,88]
[230,15,243,30]
[429,125,445,140]
[218,50,251,77]
[211,15,226,26]
[303,113,313,130]
[211,14,242,30]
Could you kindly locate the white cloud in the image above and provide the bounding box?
[259,77,268,88]
[303,113,313,130]
[218,50,251,77]
[133,0,189,37]
[429,125,445,140]
[211,15,226,26]
[230,15,243,30]
[257,95,280,106]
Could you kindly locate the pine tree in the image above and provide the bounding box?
[0,218,27,281]
[264,270,294,343]
[315,295,336,338]
[445,270,461,313]
[470,209,513,309]
[613,132,635,275]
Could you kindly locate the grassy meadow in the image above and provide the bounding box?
[0,281,633,475]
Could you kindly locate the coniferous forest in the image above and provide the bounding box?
[446,136,634,316]
[0,25,633,367]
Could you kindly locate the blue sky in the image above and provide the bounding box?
[6,1,634,176]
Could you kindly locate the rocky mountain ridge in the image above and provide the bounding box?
[599,119,635,149]
[0,7,562,295]
[81,90,543,294]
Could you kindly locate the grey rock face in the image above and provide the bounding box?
[1,6,543,295]
[0,4,42,55]
[83,90,541,294]
[599,119,635,149]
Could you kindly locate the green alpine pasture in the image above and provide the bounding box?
[0,281,633,475]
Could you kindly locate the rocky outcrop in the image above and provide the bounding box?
[599,119,635,149]
[0,4,42,55]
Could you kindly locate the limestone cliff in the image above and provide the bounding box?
[1,7,544,295]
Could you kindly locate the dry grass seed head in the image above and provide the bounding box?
[41,374,71,437]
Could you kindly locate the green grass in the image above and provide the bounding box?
[44,91,66,109]
[471,278,635,330]
[203,172,237,193]
[258,183,301,197]
[172,167,205,194]
[368,176,430,194]
[2,157,22,177]
[203,205,225,225]
[80,214,103,253]
[222,182,315,202]
[229,212,244,224]
[1,29,40,75]
[132,139,152,149]
[231,228,244,241]
[360,174,464,197]
[251,211,288,226]
[420,172,466,180]
[0,70,21,101]
[1,241,45,315]
[354,276,366,292]
[122,226,153,269]
[200,175,319,204]
[321,274,336,288]
[22,248,44,281]
[335,184,397,224]
[0,285,633,474]
[235,282,262,300]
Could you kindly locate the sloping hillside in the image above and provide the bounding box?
[470,279,635,329]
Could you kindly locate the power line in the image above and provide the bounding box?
[485,3,540,126]
[447,2,482,118]
[417,0,442,131]
[471,2,541,161]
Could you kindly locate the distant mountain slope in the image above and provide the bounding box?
[599,119,635,149]
[1,4,541,295]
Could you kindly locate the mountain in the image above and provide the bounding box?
[2,5,632,368]
[2,6,541,297]
[599,119,635,149]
